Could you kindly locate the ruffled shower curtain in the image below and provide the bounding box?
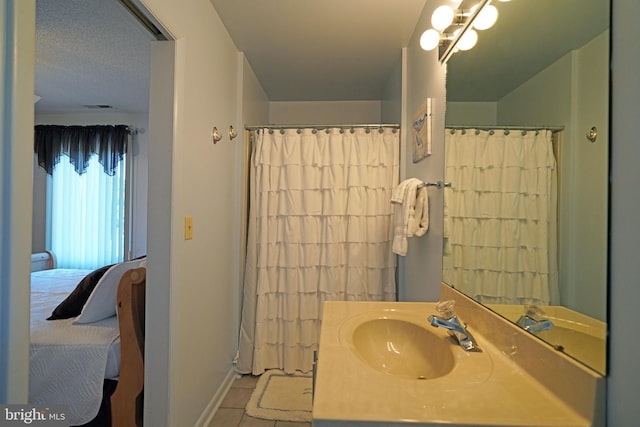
[443,129,559,305]
[237,127,399,375]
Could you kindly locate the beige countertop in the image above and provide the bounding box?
[313,300,596,427]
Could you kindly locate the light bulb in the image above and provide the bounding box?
[473,5,498,30]
[457,29,478,51]
[420,29,440,51]
[431,5,454,31]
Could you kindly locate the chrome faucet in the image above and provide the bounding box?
[428,300,480,352]
[516,304,554,334]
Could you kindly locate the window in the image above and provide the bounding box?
[35,124,130,270]
[48,154,127,269]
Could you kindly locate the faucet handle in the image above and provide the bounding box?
[523,304,546,320]
[436,300,456,318]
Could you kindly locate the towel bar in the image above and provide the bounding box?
[422,180,452,189]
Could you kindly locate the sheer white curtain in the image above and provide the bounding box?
[237,127,399,375]
[443,129,559,305]
[49,154,127,269]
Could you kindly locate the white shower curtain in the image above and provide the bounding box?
[443,129,559,305]
[237,127,399,375]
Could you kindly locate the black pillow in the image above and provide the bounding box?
[47,264,114,320]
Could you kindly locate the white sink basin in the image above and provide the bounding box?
[336,306,493,387]
[351,318,455,379]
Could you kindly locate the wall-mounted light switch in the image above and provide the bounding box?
[185,216,193,240]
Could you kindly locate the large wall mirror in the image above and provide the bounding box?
[443,0,610,374]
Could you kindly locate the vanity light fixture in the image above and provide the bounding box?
[455,28,478,51]
[432,5,455,30]
[421,0,498,63]
[420,29,441,51]
[473,4,498,30]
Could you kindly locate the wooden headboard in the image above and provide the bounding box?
[31,251,57,272]
[111,267,146,427]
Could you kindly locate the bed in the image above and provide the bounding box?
[29,252,146,427]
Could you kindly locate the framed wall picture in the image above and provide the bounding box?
[412,98,432,163]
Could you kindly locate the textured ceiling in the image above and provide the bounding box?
[35,0,427,112]
[34,0,609,112]
[35,0,154,113]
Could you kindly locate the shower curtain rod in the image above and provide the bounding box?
[446,125,564,132]
[244,123,400,131]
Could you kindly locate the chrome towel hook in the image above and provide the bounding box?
[212,127,222,144]
[229,125,238,140]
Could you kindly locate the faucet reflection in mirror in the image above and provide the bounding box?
[516,304,555,333]
[420,0,501,63]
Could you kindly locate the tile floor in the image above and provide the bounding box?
[208,374,312,427]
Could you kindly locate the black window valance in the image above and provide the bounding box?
[34,124,129,176]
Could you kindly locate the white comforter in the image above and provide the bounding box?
[30,269,120,426]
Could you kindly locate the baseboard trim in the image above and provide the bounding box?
[193,367,240,427]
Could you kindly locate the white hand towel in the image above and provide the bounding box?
[409,185,429,237]
[391,178,424,256]
[391,179,411,204]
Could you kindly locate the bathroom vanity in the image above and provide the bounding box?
[312,285,604,426]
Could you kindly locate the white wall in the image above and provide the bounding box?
[269,100,382,124]
[32,111,149,258]
[446,101,497,125]
[0,0,35,402]
[498,54,573,127]
[399,0,448,302]
[234,52,270,369]
[241,54,269,126]
[608,0,640,424]
[145,39,174,426]
[381,56,403,124]
[140,0,241,425]
[570,31,609,320]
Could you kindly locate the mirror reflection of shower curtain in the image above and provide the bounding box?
[443,128,559,305]
[236,127,399,375]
